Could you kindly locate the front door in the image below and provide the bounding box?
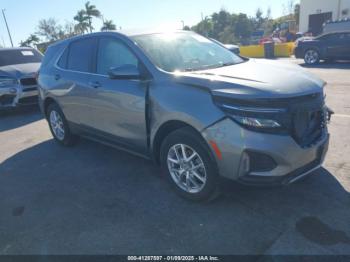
[86,37,148,154]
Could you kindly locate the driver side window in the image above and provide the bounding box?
[97,38,138,75]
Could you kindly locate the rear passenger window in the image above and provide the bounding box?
[67,38,95,72]
[97,38,138,75]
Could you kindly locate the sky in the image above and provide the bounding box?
[0,0,293,47]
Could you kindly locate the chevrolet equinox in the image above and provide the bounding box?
[38,30,331,201]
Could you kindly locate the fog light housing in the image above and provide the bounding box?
[238,151,277,177]
[247,151,277,172]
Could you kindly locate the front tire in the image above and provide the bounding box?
[304,49,320,65]
[160,127,219,201]
[47,103,78,146]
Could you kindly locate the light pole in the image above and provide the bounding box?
[2,9,14,47]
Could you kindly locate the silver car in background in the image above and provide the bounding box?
[38,30,331,201]
[0,48,43,109]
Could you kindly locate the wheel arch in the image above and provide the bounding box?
[43,97,59,118]
[151,120,215,165]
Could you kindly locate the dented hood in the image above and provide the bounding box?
[0,63,41,79]
[173,59,325,99]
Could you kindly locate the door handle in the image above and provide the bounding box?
[89,81,101,89]
[54,74,61,80]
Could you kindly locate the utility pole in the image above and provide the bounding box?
[2,9,14,47]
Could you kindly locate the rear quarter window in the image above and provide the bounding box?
[57,47,69,69]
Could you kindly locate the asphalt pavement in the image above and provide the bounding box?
[0,58,349,255]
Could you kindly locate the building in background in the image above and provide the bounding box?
[299,0,350,35]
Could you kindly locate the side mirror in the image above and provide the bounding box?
[108,64,140,80]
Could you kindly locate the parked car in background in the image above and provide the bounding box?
[210,38,240,55]
[38,30,331,201]
[294,31,350,65]
[223,44,240,55]
[0,48,43,109]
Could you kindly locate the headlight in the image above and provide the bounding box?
[0,77,17,87]
[217,103,284,130]
[232,115,281,128]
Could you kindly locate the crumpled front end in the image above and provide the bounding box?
[0,77,39,109]
[201,91,331,185]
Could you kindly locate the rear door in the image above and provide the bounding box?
[326,33,349,59]
[55,37,97,126]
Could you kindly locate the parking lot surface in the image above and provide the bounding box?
[0,59,350,255]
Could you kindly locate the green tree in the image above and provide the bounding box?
[84,1,101,33]
[74,10,89,34]
[254,8,264,30]
[191,16,213,37]
[101,19,116,31]
[211,9,234,40]
[234,13,253,42]
[20,34,40,47]
[36,18,63,41]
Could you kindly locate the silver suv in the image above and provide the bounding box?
[38,30,331,201]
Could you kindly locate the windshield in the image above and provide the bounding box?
[0,49,43,67]
[132,32,243,72]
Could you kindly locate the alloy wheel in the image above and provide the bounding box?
[50,110,65,141]
[305,50,319,64]
[167,144,207,194]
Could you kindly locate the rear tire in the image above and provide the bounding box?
[46,103,78,146]
[160,127,220,201]
[304,49,320,65]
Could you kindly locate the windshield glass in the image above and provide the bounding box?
[0,49,43,67]
[132,32,243,72]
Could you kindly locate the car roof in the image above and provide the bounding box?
[50,29,192,48]
[318,30,350,37]
[0,47,35,52]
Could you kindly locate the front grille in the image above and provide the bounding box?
[18,96,38,105]
[20,78,37,86]
[23,87,37,92]
[0,95,16,105]
[292,108,326,147]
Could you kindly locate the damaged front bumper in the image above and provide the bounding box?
[202,118,330,186]
[0,84,38,109]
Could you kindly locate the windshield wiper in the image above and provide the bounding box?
[182,62,237,72]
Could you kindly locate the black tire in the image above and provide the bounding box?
[304,49,320,65]
[160,127,220,201]
[46,103,78,146]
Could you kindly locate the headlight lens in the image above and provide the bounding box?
[232,115,281,128]
[0,77,17,87]
[216,103,284,130]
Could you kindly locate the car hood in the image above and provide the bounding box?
[0,63,41,79]
[173,59,325,99]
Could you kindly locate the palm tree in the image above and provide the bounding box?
[84,1,101,33]
[74,10,89,34]
[101,19,116,31]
